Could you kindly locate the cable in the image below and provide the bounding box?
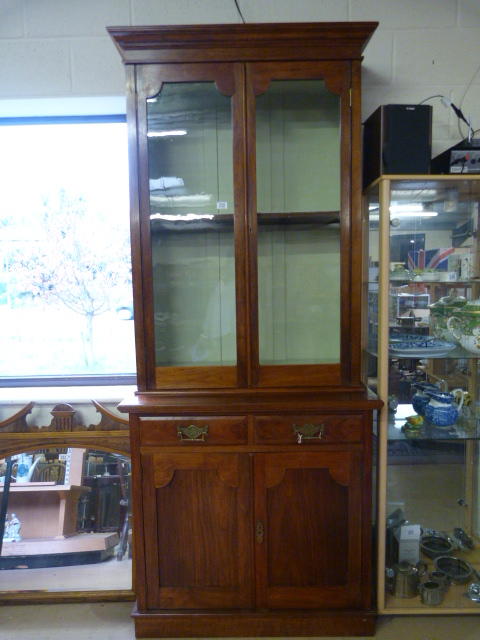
[440,96,470,131]
[441,96,473,139]
[420,94,474,140]
[233,0,246,23]
[458,60,480,116]
[418,94,444,105]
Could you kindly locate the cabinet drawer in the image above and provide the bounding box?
[139,416,247,446]
[254,414,363,445]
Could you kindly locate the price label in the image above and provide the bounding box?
[217,201,228,210]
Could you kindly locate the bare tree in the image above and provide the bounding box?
[13,190,131,367]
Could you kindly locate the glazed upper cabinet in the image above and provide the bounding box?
[109,23,377,392]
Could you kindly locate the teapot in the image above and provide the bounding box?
[425,389,464,427]
[428,294,467,343]
[386,560,428,598]
[447,298,480,354]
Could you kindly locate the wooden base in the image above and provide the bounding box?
[132,605,376,638]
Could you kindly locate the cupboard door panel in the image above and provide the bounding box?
[142,451,253,609]
[255,451,363,609]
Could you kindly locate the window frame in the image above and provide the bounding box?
[0,112,136,388]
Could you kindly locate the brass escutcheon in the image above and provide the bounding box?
[256,520,265,544]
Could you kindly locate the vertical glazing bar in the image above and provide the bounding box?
[376,178,391,612]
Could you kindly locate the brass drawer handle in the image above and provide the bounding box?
[177,424,209,442]
[293,422,325,443]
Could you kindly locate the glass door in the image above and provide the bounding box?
[248,62,350,387]
[135,63,247,389]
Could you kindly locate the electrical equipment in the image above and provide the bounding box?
[363,104,432,187]
[431,139,480,174]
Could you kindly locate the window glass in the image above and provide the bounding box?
[0,118,136,383]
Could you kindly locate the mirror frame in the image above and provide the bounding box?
[0,401,134,604]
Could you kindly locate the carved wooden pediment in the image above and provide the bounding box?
[0,401,129,434]
[0,401,130,458]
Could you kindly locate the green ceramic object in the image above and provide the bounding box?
[447,298,480,354]
[428,294,467,343]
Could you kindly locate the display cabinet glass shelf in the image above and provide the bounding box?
[364,175,480,614]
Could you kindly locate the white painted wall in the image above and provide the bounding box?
[0,0,479,155]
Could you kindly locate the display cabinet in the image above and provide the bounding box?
[109,22,379,638]
[364,175,480,615]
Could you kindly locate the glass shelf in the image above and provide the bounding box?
[387,404,480,441]
[367,343,480,360]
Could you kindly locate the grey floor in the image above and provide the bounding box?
[0,603,479,640]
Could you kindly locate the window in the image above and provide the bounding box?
[0,116,136,385]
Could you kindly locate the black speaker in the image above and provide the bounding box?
[363,104,432,187]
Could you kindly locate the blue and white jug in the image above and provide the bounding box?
[425,390,463,427]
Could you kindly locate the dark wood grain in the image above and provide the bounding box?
[107,22,378,65]
[142,451,253,609]
[256,451,362,609]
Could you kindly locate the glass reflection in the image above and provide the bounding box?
[147,83,236,367]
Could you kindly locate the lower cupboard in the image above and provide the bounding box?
[127,408,375,637]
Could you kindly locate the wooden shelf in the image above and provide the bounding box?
[1,483,90,538]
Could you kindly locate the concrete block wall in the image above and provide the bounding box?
[0,0,479,155]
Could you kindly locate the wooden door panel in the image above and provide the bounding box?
[142,451,253,609]
[255,451,363,609]
[267,466,349,588]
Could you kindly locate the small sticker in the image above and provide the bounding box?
[217,201,228,210]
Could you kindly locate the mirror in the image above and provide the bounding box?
[0,447,132,598]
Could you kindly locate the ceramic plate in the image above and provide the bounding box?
[389,337,456,357]
[389,333,436,343]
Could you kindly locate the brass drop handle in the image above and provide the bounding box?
[292,422,325,443]
[177,424,209,441]
[256,520,265,544]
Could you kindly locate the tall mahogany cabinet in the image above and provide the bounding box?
[108,22,380,638]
